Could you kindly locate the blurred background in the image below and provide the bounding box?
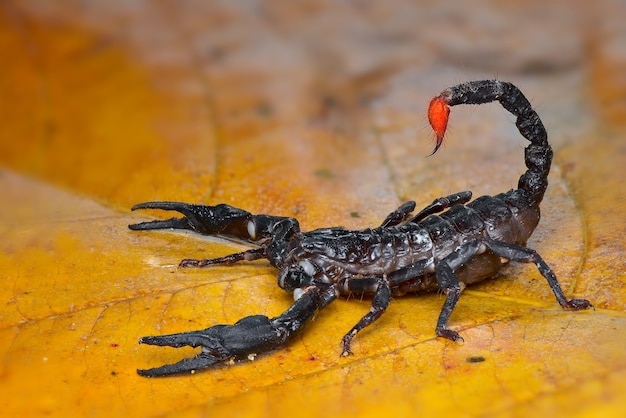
[2,0,624,214]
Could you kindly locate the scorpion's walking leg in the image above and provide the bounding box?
[484,239,593,310]
[340,278,392,356]
[380,192,473,228]
[129,201,299,267]
[138,283,339,377]
[380,201,416,227]
[409,191,473,223]
[337,258,438,352]
[434,239,483,342]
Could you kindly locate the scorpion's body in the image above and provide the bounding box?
[282,189,539,298]
[130,80,592,377]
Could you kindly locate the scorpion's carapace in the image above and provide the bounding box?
[130,80,593,376]
[427,95,450,156]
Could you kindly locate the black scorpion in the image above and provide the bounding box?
[130,80,592,377]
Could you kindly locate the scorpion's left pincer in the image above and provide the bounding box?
[137,284,337,376]
[137,315,285,377]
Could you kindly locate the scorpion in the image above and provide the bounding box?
[130,80,592,377]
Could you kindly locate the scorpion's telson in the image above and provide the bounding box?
[130,80,592,377]
[427,95,450,156]
[433,80,553,205]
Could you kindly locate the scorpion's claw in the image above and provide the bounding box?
[129,201,216,232]
[128,217,191,231]
[137,315,288,377]
[129,201,283,242]
[129,201,260,237]
[129,202,197,231]
[137,349,226,377]
[137,285,336,377]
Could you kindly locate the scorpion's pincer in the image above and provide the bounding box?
[137,315,285,377]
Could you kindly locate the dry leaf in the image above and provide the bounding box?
[1,2,625,417]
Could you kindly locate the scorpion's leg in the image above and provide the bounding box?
[340,278,392,356]
[387,259,431,285]
[179,248,266,268]
[434,239,483,342]
[380,192,473,229]
[338,260,434,353]
[380,201,416,227]
[483,239,593,310]
[409,191,473,224]
[138,283,339,377]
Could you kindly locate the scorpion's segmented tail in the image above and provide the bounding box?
[429,80,552,206]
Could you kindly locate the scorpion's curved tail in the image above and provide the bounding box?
[428,80,551,206]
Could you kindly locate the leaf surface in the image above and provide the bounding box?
[1,2,625,417]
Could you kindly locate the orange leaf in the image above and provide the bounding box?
[1,2,625,418]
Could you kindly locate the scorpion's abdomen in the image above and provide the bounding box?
[292,227,432,284]
[287,189,540,295]
[470,191,539,245]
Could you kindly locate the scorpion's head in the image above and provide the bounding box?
[278,266,313,292]
[265,218,301,268]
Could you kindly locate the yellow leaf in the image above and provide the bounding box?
[1,2,625,418]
